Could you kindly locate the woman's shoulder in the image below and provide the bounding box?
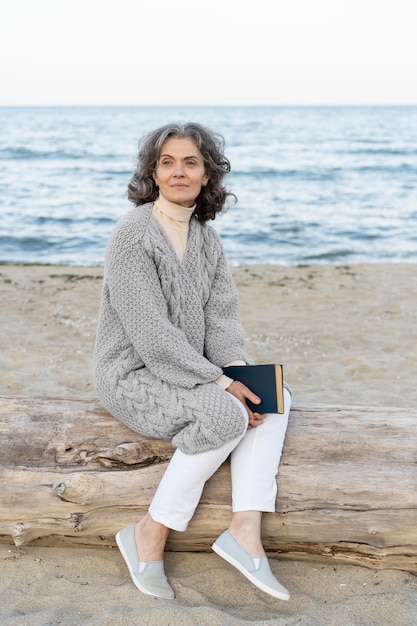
[104,203,155,268]
[113,202,153,235]
[189,220,228,276]
[198,219,223,245]
[197,220,225,259]
[108,203,153,248]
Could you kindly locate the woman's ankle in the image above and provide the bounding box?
[229,511,265,558]
[134,514,169,562]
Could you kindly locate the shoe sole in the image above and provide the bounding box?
[212,541,290,601]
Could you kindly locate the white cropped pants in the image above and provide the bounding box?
[149,388,291,532]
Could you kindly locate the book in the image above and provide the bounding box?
[222,364,284,414]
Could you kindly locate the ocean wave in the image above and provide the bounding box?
[0,147,122,161]
[1,105,417,266]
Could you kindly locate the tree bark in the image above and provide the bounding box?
[1,395,416,573]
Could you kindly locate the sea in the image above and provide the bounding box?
[1,105,416,267]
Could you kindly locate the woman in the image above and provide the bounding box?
[94,122,291,601]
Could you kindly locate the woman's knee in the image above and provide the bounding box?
[204,393,248,445]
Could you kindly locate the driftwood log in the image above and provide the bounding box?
[1,395,416,573]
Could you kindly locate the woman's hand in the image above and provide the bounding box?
[226,380,266,429]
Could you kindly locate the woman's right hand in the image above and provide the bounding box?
[226,380,266,429]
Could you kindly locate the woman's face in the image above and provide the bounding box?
[153,137,209,208]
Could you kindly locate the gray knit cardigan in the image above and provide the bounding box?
[93,203,252,454]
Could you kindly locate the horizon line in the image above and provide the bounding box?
[1,102,417,108]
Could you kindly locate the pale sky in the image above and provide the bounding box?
[1,0,416,106]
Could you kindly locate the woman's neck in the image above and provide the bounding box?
[154,195,196,223]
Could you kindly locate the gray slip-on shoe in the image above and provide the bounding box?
[212,529,290,601]
[115,523,175,600]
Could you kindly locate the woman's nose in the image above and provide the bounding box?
[173,162,185,176]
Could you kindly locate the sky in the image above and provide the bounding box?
[1,0,416,106]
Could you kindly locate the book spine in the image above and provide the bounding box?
[275,365,284,414]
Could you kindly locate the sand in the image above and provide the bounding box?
[1,262,417,625]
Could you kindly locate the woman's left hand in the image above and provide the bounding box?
[226,380,266,429]
[248,411,266,429]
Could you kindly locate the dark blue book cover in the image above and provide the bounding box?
[222,364,284,413]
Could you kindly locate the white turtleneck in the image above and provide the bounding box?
[152,195,244,391]
[152,196,195,262]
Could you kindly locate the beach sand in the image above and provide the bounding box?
[1,262,416,625]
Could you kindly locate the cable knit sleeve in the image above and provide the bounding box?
[203,228,252,367]
[104,216,223,389]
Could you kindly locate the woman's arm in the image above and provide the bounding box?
[106,239,222,389]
